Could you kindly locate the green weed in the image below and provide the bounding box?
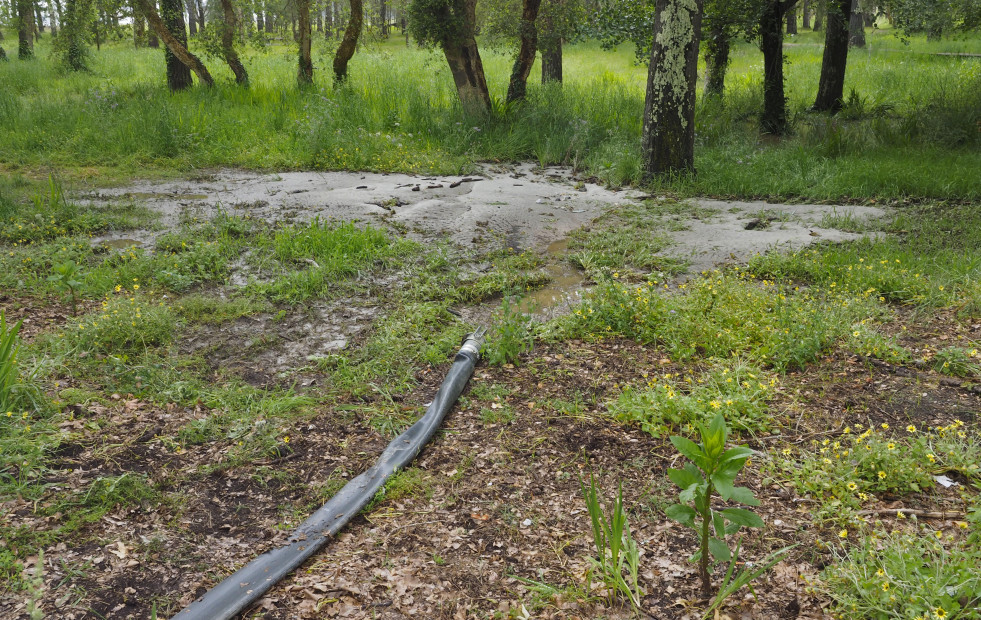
[580,475,644,609]
[67,292,176,355]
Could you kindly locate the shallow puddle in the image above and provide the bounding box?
[98,238,142,249]
[518,239,587,315]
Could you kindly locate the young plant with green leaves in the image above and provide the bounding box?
[580,475,644,609]
[48,260,83,316]
[666,414,765,597]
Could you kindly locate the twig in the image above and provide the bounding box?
[856,508,965,519]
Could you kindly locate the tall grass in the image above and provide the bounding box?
[0,28,978,199]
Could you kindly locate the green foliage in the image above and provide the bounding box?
[484,297,535,366]
[821,522,981,620]
[774,421,980,524]
[557,270,882,371]
[68,293,177,355]
[0,312,24,414]
[666,414,765,596]
[580,475,643,609]
[48,260,83,316]
[407,0,466,47]
[609,361,776,436]
[932,346,980,377]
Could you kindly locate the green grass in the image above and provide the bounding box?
[0,28,977,199]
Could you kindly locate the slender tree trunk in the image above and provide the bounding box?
[539,11,561,83]
[256,9,264,30]
[762,0,795,134]
[379,0,387,34]
[813,0,849,111]
[802,0,810,28]
[439,0,491,113]
[195,0,204,31]
[704,20,730,96]
[220,0,248,83]
[135,0,214,88]
[505,0,541,103]
[333,0,361,82]
[133,2,147,47]
[0,46,6,60]
[35,4,44,32]
[786,3,797,34]
[185,0,197,34]
[813,0,824,30]
[18,0,35,58]
[848,0,864,47]
[52,0,63,36]
[264,1,273,32]
[297,0,312,84]
[642,0,704,178]
[315,9,321,32]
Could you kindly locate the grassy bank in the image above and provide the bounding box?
[0,28,979,199]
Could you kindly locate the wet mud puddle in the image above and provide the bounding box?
[518,239,586,315]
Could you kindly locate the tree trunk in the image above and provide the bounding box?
[813,0,849,111]
[786,3,797,34]
[52,0,63,36]
[18,0,35,58]
[379,0,387,34]
[257,9,264,30]
[297,0,313,84]
[135,0,214,89]
[333,0,361,82]
[762,0,795,134]
[61,0,91,69]
[539,11,561,83]
[704,19,730,97]
[35,4,44,33]
[264,1,273,32]
[439,0,491,114]
[505,0,541,103]
[641,0,704,178]
[813,0,824,30]
[0,46,6,60]
[802,0,810,28]
[134,8,146,47]
[195,0,204,32]
[848,0,864,47]
[220,0,248,83]
[185,0,196,34]
[316,9,321,32]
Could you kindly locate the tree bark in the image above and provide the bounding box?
[802,0,810,28]
[133,0,146,47]
[220,0,248,84]
[642,0,703,178]
[135,0,214,88]
[813,0,824,30]
[786,3,797,34]
[257,9,264,30]
[440,0,491,114]
[61,0,91,69]
[762,0,796,134]
[297,0,313,84]
[195,0,204,31]
[0,46,6,60]
[333,0,362,82]
[18,0,35,58]
[505,0,541,103]
[813,0,849,111]
[35,4,44,33]
[704,19,730,96]
[539,10,561,83]
[379,0,387,34]
[848,0,864,47]
[185,0,197,35]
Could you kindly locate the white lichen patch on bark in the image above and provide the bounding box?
[649,0,697,132]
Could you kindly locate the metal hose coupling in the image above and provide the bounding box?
[459,326,487,359]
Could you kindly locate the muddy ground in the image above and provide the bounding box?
[4,167,974,620]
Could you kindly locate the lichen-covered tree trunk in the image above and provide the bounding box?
[761,0,795,134]
[703,19,730,97]
[505,0,541,103]
[18,0,35,59]
[297,0,313,84]
[135,0,214,89]
[848,0,864,47]
[220,0,248,84]
[440,0,491,113]
[641,0,703,178]
[813,0,849,111]
[332,0,362,82]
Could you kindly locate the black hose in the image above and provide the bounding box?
[173,328,486,620]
